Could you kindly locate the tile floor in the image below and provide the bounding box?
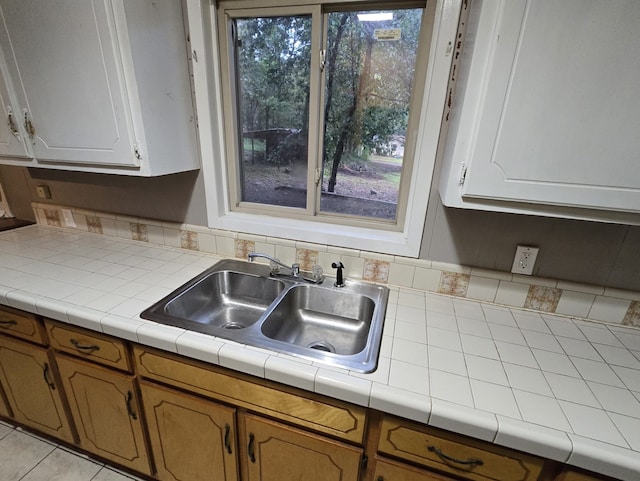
[0,421,144,481]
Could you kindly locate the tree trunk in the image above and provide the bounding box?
[327,26,374,192]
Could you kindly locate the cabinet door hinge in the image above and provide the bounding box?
[133,144,142,161]
[458,163,467,186]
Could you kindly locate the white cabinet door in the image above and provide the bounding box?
[0,0,138,167]
[0,58,30,160]
[448,0,640,214]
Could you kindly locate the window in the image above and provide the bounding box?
[191,0,461,255]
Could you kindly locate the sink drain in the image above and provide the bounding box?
[307,341,335,353]
[221,321,246,329]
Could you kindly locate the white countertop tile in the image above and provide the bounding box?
[429,398,498,442]
[512,390,572,432]
[470,379,520,418]
[495,416,572,462]
[559,401,628,447]
[315,368,371,407]
[568,435,640,481]
[465,354,509,386]
[544,373,600,408]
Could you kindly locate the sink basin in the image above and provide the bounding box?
[261,285,374,355]
[140,259,389,372]
[164,271,285,329]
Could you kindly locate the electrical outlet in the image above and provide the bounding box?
[36,185,51,199]
[511,245,539,275]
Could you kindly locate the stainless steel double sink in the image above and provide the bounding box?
[140,259,389,373]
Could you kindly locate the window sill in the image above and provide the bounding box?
[210,210,421,257]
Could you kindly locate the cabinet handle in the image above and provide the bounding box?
[224,424,232,454]
[427,445,484,467]
[125,391,138,420]
[0,319,18,328]
[7,107,19,138]
[43,362,56,390]
[23,109,36,144]
[70,338,100,353]
[248,433,256,463]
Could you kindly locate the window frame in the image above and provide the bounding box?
[185,0,463,257]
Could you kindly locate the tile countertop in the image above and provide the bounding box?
[1,226,639,480]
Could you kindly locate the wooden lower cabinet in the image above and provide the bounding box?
[0,335,74,443]
[241,413,363,481]
[0,382,11,418]
[373,457,455,481]
[55,355,151,476]
[140,380,239,481]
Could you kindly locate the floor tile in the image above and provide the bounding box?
[0,430,56,481]
[92,466,146,481]
[21,448,102,481]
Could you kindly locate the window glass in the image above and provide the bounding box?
[222,3,426,227]
[234,15,312,209]
[320,9,423,221]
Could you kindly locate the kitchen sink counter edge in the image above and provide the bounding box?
[0,225,638,480]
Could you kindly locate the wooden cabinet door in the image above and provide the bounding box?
[0,382,10,418]
[0,0,137,167]
[242,413,362,481]
[56,355,151,475]
[0,335,74,443]
[140,381,239,481]
[373,457,453,481]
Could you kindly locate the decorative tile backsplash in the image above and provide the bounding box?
[31,202,640,330]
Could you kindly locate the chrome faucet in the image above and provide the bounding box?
[248,252,299,275]
[248,252,323,283]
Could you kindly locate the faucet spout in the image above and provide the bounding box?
[248,253,300,276]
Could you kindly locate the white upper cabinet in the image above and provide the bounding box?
[0,0,199,176]
[440,0,640,221]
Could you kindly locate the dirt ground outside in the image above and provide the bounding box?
[242,157,401,220]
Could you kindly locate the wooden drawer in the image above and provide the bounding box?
[373,457,452,481]
[0,305,45,344]
[45,321,131,372]
[133,346,367,444]
[378,416,544,481]
[557,469,612,481]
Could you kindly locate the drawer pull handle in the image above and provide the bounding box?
[43,362,56,390]
[224,424,232,454]
[427,445,484,467]
[126,391,138,420]
[248,433,256,463]
[70,338,100,353]
[0,319,18,328]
